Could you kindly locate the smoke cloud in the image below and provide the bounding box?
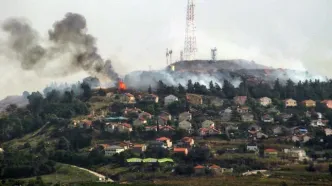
[1,12,118,79]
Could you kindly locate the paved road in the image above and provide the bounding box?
[70,165,113,182]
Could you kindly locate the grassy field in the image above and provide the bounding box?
[19,163,99,184]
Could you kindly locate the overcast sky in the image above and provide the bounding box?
[0,0,331,98]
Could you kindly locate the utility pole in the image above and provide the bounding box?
[184,0,197,61]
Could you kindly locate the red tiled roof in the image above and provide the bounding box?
[174,148,187,152]
[182,137,193,143]
[122,123,132,128]
[99,144,110,149]
[264,148,278,152]
[125,93,134,97]
[194,165,205,169]
[161,126,175,131]
[133,144,145,148]
[156,137,170,141]
[210,164,221,169]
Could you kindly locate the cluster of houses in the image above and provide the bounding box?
[93,136,195,157]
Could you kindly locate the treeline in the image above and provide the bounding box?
[155,78,332,101]
[0,82,92,142]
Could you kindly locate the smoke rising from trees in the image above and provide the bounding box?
[1,12,118,79]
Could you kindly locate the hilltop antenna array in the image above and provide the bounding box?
[211,47,217,62]
[184,0,197,61]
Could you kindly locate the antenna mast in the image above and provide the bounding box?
[211,47,217,62]
[166,48,169,65]
[169,49,173,64]
[180,50,184,61]
[184,0,197,61]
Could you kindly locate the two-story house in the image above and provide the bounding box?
[179,111,192,122]
[302,100,316,108]
[259,97,272,107]
[241,113,254,122]
[234,96,247,105]
[164,94,179,106]
[186,93,203,105]
[141,94,159,103]
[261,114,274,123]
[123,93,136,104]
[156,137,173,148]
[177,137,195,148]
[201,120,215,128]
[131,144,147,154]
[178,120,192,132]
[158,112,172,125]
[100,144,126,156]
[284,98,297,107]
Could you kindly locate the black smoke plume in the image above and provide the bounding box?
[1,12,118,79]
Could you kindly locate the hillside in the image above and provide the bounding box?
[0,95,28,112]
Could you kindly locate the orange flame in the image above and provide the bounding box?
[118,80,126,91]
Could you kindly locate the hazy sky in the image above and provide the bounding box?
[0,0,331,98]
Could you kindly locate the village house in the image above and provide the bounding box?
[186,93,203,105]
[148,141,167,149]
[179,111,192,122]
[199,127,221,136]
[141,94,159,103]
[178,120,193,132]
[144,125,158,132]
[259,97,272,107]
[284,148,309,161]
[100,144,126,156]
[246,144,259,152]
[302,99,316,108]
[248,124,261,132]
[324,128,332,136]
[241,113,254,122]
[123,93,136,104]
[194,165,206,175]
[133,117,147,127]
[284,98,297,107]
[237,106,250,114]
[291,135,311,143]
[209,164,223,175]
[310,120,326,127]
[117,123,133,133]
[118,141,133,150]
[156,137,173,148]
[138,112,152,120]
[264,148,278,158]
[273,125,289,136]
[177,137,195,148]
[164,94,179,106]
[159,125,176,132]
[234,96,247,105]
[158,111,172,125]
[173,148,189,156]
[131,144,147,154]
[201,120,215,128]
[123,107,142,116]
[321,100,332,109]
[261,114,274,123]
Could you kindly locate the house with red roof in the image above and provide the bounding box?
[173,148,189,156]
[194,165,206,175]
[123,93,136,104]
[198,127,221,136]
[180,137,195,147]
[156,137,172,148]
[117,123,133,133]
[264,148,278,158]
[209,164,223,175]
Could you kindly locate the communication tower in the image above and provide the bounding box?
[169,50,173,64]
[166,48,169,65]
[183,0,197,61]
[211,47,217,62]
[180,50,184,61]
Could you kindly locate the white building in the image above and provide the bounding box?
[164,95,179,106]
